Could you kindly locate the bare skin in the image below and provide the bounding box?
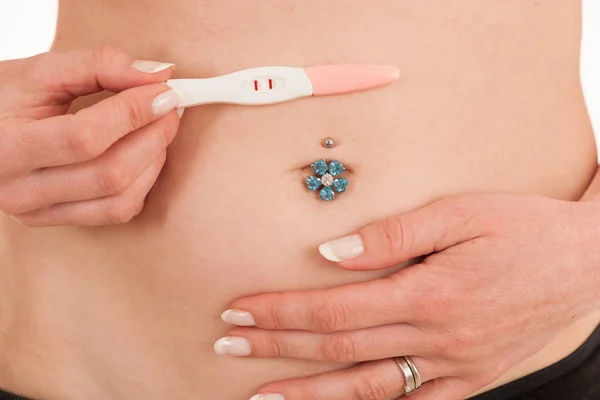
[0,1,599,399]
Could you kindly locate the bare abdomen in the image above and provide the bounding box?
[0,1,595,399]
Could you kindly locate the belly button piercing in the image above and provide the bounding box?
[306,159,349,201]
[323,138,335,149]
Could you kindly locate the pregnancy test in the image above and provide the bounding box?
[166,64,399,108]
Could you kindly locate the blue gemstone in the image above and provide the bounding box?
[320,186,335,201]
[306,176,322,191]
[333,178,348,193]
[329,160,345,176]
[312,159,328,176]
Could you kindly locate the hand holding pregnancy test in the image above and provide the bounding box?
[166,64,400,108]
[0,43,400,227]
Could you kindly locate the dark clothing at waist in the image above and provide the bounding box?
[473,323,600,400]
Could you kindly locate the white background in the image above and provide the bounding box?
[1,0,599,149]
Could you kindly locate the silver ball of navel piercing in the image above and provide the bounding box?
[323,138,335,149]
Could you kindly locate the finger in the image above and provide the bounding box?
[214,324,427,362]
[224,278,412,332]
[14,83,181,170]
[317,195,486,270]
[4,110,180,214]
[251,357,439,400]
[23,44,175,101]
[14,151,166,227]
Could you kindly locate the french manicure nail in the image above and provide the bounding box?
[152,90,182,116]
[318,234,364,262]
[250,394,285,400]
[221,309,256,326]
[214,336,252,356]
[132,60,175,73]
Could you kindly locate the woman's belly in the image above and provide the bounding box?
[1,1,598,399]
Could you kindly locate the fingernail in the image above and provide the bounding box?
[250,394,285,400]
[318,234,364,262]
[152,90,182,116]
[132,60,175,73]
[176,107,185,118]
[221,309,256,326]
[214,336,252,356]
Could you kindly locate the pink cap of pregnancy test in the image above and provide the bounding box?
[305,64,400,96]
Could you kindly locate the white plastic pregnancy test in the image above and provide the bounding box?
[166,64,400,108]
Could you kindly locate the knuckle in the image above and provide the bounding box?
[439,329,474,360]
[321,334,357,362]
[378,216,411,253]
[267,295,286,330]
[66,120,102,160]
[265,333,288,358]
[439,195,487,235]
[311,299,349,333]
[111,95,147,133]
[96,166,129,195]
[353,376,394,400]
[105,198,142,225]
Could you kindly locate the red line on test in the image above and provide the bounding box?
[254,80,259,91]
[268,79,273,89]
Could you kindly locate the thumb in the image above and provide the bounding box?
[21,44,175,103]
[318,196,484,270]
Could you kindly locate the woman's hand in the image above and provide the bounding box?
[218,193,600,400]
[0,44,182,226]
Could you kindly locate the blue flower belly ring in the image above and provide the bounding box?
[306,159,349,201]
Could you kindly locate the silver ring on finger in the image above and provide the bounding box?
[404,356,422,390]
[393,356,422,396]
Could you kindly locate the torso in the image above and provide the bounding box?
[1,1,599,399]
